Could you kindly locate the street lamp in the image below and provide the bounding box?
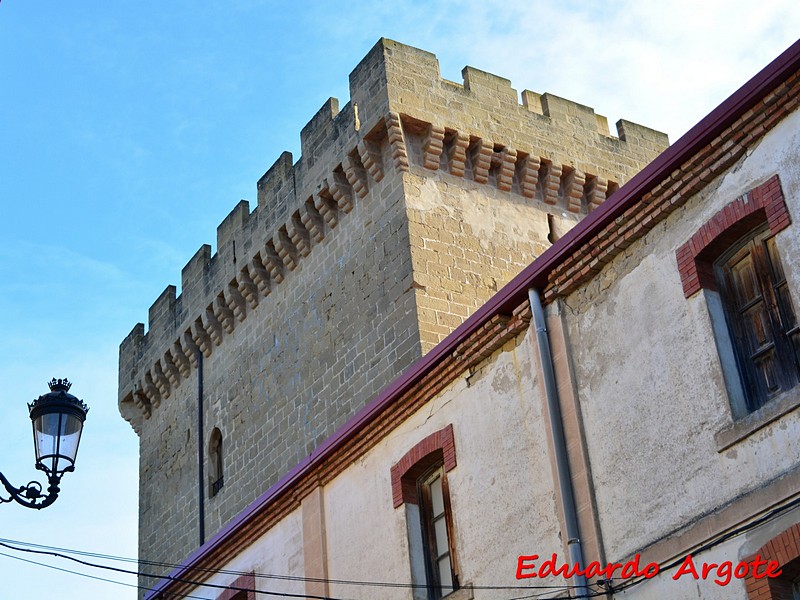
[0,378,89,509]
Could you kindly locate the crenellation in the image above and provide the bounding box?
[300,98,341,168]
[120,39,670,587]
[216,200,251,253]
[595,114,611,137]
[257,151,296,233]
[540,93,605,133]
[348,45,390,125]
[521,90,544,115]
[181,245,212,304]
[616,119,670,148]
[148,285,177,334]
[462,66,518,105]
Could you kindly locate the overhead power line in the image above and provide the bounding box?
[1,494,797,600]
[0,550,209,600]
[0,537,583,593]
[0,538,592,600]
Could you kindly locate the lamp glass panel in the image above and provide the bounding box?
[33,412,83,472]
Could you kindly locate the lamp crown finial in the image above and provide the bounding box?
[48,378,72,392]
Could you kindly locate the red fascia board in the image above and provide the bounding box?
[145,37,800,599]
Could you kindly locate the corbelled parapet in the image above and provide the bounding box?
[118,38,667,433]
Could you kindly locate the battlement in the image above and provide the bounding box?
[121,40,671,585]
[119,38,668,433]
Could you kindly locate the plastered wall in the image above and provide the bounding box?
[563,107,800,562]
[184,329,571,600]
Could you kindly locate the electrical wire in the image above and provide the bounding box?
[1,494,796,600]
[0,537,584,593]
[0,538,602,600]
[602,493,800,597]
[0,550,211,600]
[524,493,800,600]
[0,540,351,600]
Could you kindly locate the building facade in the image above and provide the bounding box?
[119,38,800,599]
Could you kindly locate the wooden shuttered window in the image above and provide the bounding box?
[419,466,459,599]
[717,229,800,412]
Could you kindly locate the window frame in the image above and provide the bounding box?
[209,427,224,497]
[391,425,460,600]
[714,227,799,412]
[675,175,797,424]
[418,465,459,599]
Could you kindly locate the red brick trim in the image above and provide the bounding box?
[744,522,800,599]
[216,572,256,600]
[390,424,456,508]
[676,175,791,298]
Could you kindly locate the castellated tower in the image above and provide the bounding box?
[118,39,668,585]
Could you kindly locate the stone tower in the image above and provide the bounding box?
[118,39,668,588]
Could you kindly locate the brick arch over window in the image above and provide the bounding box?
[676,175,791,298]
[216,572,256,600]
[391,424,456,508]
[744,523,800,599]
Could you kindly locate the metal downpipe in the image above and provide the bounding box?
[197,348,205,547]
[528,288,589,598]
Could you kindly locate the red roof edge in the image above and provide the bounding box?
[145,37,800,599]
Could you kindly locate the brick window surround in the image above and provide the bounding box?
[216,573,256,600]
[391,424,456,508]
[744,523,800,599]
[676,175,791,299]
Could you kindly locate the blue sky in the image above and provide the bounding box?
[0,1,798,598]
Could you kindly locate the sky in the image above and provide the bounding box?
[0,1,798,598]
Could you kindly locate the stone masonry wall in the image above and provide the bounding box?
[381,40,668,350]
[118,38,667,591]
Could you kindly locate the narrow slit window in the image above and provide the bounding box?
[209,427,224,497]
